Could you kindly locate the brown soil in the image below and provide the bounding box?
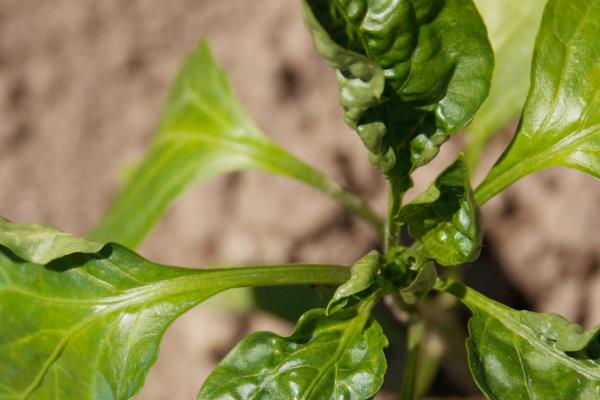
[1,1,599,398]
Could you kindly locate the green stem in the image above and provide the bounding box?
[185,263,351,293]
[90,139,383,248]
[434,277,498,311]
[385,179,405,252]
[245,143,385,240]
[325,182,385,239]
[400,314,426,400]
[415,333,444,396]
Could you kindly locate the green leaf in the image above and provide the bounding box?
[0,219,103,264]
[198,294,387,400]
[441,280,600,399]
[0,224,349,399]
[465,0,545,169]
[90,40,382,248]
[476,0,600,204]
[301,0,493,178]
[398,156,482,266]
[398,261,437,305]
[519,310,600,353]
[327,250,380,314]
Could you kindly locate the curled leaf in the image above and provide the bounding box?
[398,156,482,266]
[301,0,493,178]
[399,261,437,305]
[0,218,103,264]
[327,250,380,314]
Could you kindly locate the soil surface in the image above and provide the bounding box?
[1,1,599,398]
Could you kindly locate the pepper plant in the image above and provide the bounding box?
[1,0,599,398]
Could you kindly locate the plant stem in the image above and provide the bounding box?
[263,144,385,239]
[415,332,444,396]
[400,314,426,400]
[184,263,351,293]
[326,182,385,239]
[385,179,405,252]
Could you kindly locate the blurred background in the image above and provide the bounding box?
[1,1,599,398]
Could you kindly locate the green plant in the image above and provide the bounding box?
[1,0,599,398]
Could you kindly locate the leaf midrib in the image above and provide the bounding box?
[16,269,221,398]
[9,263,348,398]
[465,288,600,381]
[476,123,600,203]
[300,298,376,398]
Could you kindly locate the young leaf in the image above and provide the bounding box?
[398,261,437,305]
[476,0,600,204]
[465,0,545,169]
[441,280,600,399]
[90,40,382,248]
[0,224,349,399]
[398,156,482,266]
[0,218,103,264]
[301,0,493,179]
[327,250,380,314]
[198,294,387,400]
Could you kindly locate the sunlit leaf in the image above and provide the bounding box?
[0,219,102,264]
[442,280,600,400]
[465,0,545,169]
[476,0,600,204]
[327,250,380,314]
[0,224,348,399]
[198,295,387,400]
[91,40,381,248]
[301,0,493,181]
[399,156,482,266]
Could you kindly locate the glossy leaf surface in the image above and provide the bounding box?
[399,157,482,266]
[91,40,381,248]
[0,225,349,399]
[442,280,600,399]
[476,0,600,204]
[198,296,387,400]
[465,0,545,169]
[327,250,380,314]
[302,0,493,178]
[0,219,103,264]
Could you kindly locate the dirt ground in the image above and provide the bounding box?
[1,1,599,399]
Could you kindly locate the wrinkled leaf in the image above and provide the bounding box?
[301,0,493,179]
[398,156,482,266]
[327,250,380,314]
[476,0,600,204]
[91,40,381,248]
[442,280,600,399]
[0,219,103,264]
[465,0,545,170]
[520,310,600,353]
[399,261,437,304]
[198,295,387,400]
[0,225,349,399]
